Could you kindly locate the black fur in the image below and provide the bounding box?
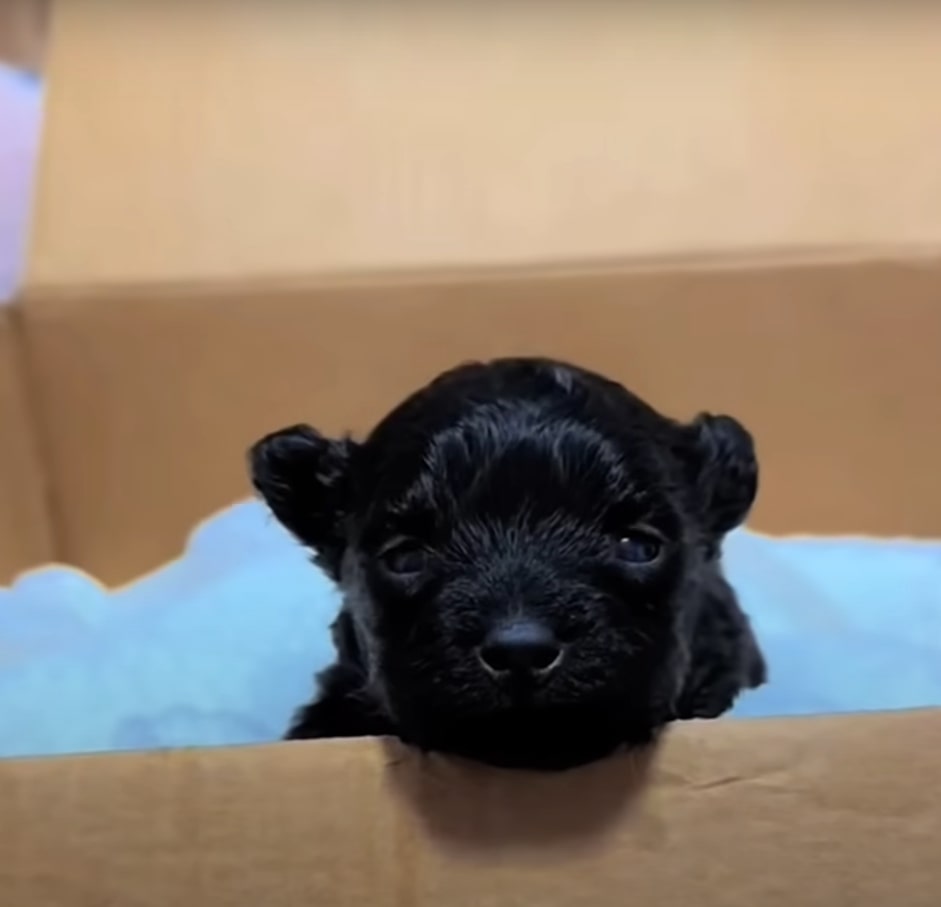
[250,357,766,770]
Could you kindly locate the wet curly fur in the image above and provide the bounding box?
[250,357,766,770]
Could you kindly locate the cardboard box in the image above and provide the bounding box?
[14,2,941,584]
[2,711,940,906]
[0,0,47,72]
[2,6,940,903]
[17,256,941,585]
[0,309,53,578]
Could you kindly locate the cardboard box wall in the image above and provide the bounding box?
[2,7,941,904]
[18,255,941,586]
[0,0,47,72]
[10,2,941,585]
[3,711,941,907]
[0,310,53,578]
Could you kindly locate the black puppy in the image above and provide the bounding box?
[250,358,766,770]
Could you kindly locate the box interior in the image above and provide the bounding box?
[2,7,940,905]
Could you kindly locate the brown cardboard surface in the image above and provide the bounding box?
[28,4,941,288]
[22,254,941,584]
[0,310,53,581]
[5,7,939,903]
[0,0,46,72]
[2,710,939,906]
[15,2,941,583]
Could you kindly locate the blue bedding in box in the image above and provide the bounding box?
[0,501,938,758]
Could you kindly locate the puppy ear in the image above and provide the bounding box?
[248,424,356,577]
[682,413,758,536]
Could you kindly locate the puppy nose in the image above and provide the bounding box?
[478,620,563,677]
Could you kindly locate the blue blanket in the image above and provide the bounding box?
[0,501,939,758]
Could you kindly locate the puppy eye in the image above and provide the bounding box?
[379,542,428,577]
[617,532,663,565]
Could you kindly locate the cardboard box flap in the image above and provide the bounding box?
[2,710,939,906]
[28,5,941,289]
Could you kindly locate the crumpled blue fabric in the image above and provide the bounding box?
[0,501,938,759]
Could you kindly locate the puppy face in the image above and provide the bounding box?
[252,358,761,769]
